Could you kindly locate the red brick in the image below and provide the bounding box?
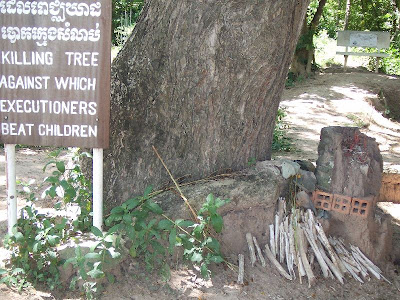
[350,196,375,218]
[312,190,333,211]
[331,194,352,215]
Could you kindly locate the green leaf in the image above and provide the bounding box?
[206,237,221,253]
[89,241,102,252]
[56,161,65,173]
[200,263,210,278]
[42,159,57,171]
[146,200,163,214]
[209,255,224,263]
[47,186,57,198]
[47,235,59,246]
[123,213,132,223]
[85,252,101,260]
[104,234,114,243]
[91,226,103,237]
[107,273,115,284]
[64,257,76,267]
[158,219,173,230]
[14,231,24,242]
[48,250,57,260]
[126,225,136,240]
[87,268,104,279]
[0,269,7,275]
[110,206,124,215]
[75,246,82,257]
[192,223,205,239]
[175,219,195,228]
[211,214,223,233]
[108,247,121,259]
[143,185,153,198]
[215,197,230,208]
[126,198,140,210]
[147,218,157,229]
[107,224,121,234]
[190,252,203,263]
[150,240,165,255]
[169,228,176,252]
[45,176,59,184]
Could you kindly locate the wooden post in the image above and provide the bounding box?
[5,144,17,235]
[375,57,380,73]
[343,47,349,71]
[93,148,104,230]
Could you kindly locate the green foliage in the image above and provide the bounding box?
[0,147,230,297]
[272,107,294,152]
[112,0,144,45]
[300,0,400,75]
[3,203,68,290]
[346,113,370,128]
[1,148,92,292]
[43,149,93,231]
[106,190,229,279]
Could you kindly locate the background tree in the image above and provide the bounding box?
[290,0,400,77]
[103,0,310,209]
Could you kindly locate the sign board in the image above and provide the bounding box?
[0,0,111,148]
[337,30,390,50]
[349,32,377,48]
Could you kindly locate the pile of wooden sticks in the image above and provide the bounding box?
[238,198,390,287]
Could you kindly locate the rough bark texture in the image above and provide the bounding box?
[104,0,309,210]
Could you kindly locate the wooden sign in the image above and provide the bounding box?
[337,30,390,50]
[0,0,111,148]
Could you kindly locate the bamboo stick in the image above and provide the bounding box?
[318,243,344,284]
[352,251,381,280]
[275,214,280,258]
[264,243,292,280]
[246,233,257,266]
[303,226,330,278]
[279,222,285,263]
[238,254,244,285]
[298,227,316,287]
[269,224,276,257]
[315,223,344,276]
[342,259,364,283]
[253,236,266,267]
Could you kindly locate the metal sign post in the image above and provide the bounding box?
[93,148,103,230]
[5,144,17,235]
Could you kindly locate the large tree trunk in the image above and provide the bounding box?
[104,0,310,210]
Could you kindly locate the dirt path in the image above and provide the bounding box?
[1,70,400,299]
[275,69,400,174]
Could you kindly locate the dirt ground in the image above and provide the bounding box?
[1,68,400,299]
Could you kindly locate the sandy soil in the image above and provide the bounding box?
[1,68,400,299]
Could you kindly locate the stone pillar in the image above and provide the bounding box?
[315,126,391,264]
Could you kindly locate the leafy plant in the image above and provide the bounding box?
[1,148,231,298]
[43,149,93,231]
[272,107,294,152]
[3,202,68,290]
[106,188,229,279]
[1,148,92,292]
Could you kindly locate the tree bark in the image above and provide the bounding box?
[104,0,310,210]
[344,0,352,30]
[291,0,327,77]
